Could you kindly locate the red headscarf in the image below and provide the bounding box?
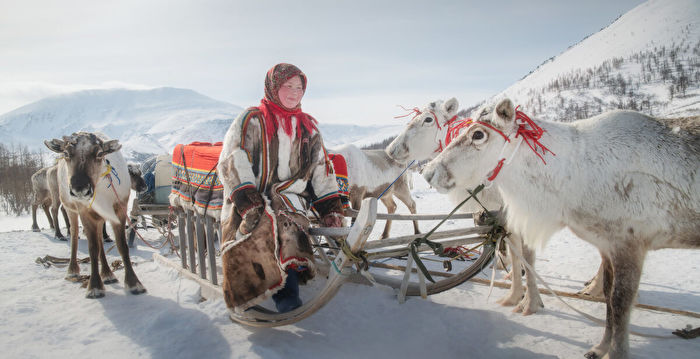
[258,63,318,143]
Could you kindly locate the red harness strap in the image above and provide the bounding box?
[478,107,556,182]
[513,107,555,164]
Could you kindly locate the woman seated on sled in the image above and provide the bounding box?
[217,63,344,313]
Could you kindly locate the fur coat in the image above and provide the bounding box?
[217,107,343,310]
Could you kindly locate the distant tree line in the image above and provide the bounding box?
[361,136,396,150]
[521,37,700,122]
[0,144,46,215]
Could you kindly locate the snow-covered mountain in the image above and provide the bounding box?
[0,88,400,161]
[0,88,240,160]
[486,0,700,121]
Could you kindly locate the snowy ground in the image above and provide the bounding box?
[1,173,699,359]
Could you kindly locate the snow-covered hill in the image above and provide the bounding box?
[489,0,700,121]
[0,88,240,160]
[0,88,400,160]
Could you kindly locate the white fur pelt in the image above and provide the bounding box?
[423,98,700,358]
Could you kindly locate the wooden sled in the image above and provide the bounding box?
[154,197,499,327]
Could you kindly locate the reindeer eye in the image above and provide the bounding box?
[424,117,433,123]
[472,131,485,141]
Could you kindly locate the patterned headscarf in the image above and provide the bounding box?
[259,63,318,143]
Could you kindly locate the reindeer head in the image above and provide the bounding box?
[423,98,516,193]
[127,164,148,193]
[386,98,460,162]
[44,132,121,201]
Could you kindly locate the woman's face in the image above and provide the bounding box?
[278,75,304,109]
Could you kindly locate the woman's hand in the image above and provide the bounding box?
[321,213,343,228]
[233,187,264,233]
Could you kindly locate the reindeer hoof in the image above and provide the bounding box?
[584,351,600,359]
[102,274,118,284]
[86,288,105,299]
[57,236,68,241]
[128,283,146,295]
[65,273,80,281]
[104,236,113,243]
[32,227,41,232]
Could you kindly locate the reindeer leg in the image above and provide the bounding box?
[586,254,614,359]
[580,253,605,298]
[31,204,40,232]
[61,206,71,237]
[43,205,54,229]
[102,223,112,242]
[52,204,66,240]
[111,214,146,295]
[65,211,81,280]
[516,244,544,315]
[96,219,117,284]
[81,211,105,298]
[499,235,524,307]
[605,248,644,358]
[394,180,420,235]
[379,196,397,239]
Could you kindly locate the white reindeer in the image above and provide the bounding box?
[45,132,146,298]
[386,98,545,314]
[423,98,700,359]
[331,144,419,238]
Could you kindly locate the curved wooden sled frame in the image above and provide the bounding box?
[154,197,498,327]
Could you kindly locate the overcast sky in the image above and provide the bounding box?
[0,0,646,125]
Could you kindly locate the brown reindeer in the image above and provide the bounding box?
[31,165,70,238]
[45,132,146,298]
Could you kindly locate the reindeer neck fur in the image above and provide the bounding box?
[335,145,409,191]
[492,110,700,252]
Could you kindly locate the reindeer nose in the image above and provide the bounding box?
[388,143,408,161]
[70,175,93,199]
[70,185,93,199]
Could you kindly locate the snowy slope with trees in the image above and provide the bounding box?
[490,0,700,121]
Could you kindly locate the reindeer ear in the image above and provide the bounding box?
[443,97,459,116]
[492,98,516,129]
[44,139,65,153]
[101,139,121,154]
[127,163,141,176]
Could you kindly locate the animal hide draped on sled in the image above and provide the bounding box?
[220,198,316,311]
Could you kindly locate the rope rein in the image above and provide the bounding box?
[377,160,416,200]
